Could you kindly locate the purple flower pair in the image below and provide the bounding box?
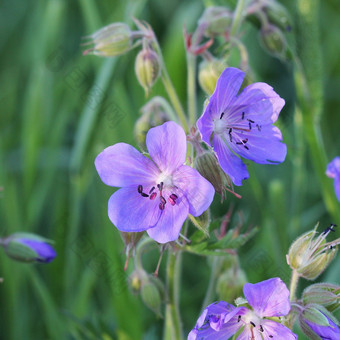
[197,67,287,186]
[95,121,215,243]
[188,278,297,340]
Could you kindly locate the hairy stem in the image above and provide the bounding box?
[230,0,248,37]
[164,250,183,340]
[187,52,197,127]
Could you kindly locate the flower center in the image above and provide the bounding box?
[214,110,262,151]
[237,311,274,338]
[136,179,179,211]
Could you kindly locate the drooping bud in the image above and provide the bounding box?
[287,224,338,280]
[128,268,147,294]
[264,1,292,32]
[198,59,227,95]
[217,266,247,303]
[1,232,56,263]
[302,283,340,313]
[135,45,161,95]
[140,275,164,316]
[259,24,287,58]
[194,151,228,197]
[198,6,233,37]
[83,23,135,57]
[299,304,340,340]
[134,96,173,148]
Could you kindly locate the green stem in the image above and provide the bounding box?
[201,257,220,311]
[134,237,156,270]
[230,0,248,37]
[294,0,340,223]
[164,250,183,340]
[187,52,197,127]
[151,38,188,132]
[289,269,300,303]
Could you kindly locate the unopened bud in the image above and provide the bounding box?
[302,283,340,313]
[198,59,227,95]
[83,23,134,57]
[1,232,56,263]
[287,224,338,280]
[195,151,226,196]
[134,97,173,147]
[264,1,292,32]
[135,47,161,95]
[299,305,340,340]
[259,24,287,58]
[128,269,147,294]
[198,6,233,37]
[217,267,247,302]
[141,275,164,316]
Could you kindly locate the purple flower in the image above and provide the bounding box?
[188,278,297,340]
[197,67,287,186]
[95,121,215,243]
[19,239,56,263]
[326,157,340,201]
[302,309,340,340]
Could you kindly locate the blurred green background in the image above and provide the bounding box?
[0,0,339,339]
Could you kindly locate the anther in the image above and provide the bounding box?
[228,128,233,142]
[160,196,166,205]
[269,336,273,338]
[238,315,241,322]
[159,182,164,191]
[249,122,252,130]
[247,119,255,123]
[141,193,149,198]
[256,124,261,131]
[138,185,143,194]
[250,321,256,327]
[150,192,157,200]
[168,197,176,206]
[170,193,178,200]
[149,186,155,194]
[242,112,245,120]
[322,223,337,235]
[159,202,165,210]
[259,325,264,332]
[220,112,225,119]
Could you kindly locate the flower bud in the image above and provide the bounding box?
[83,23,134,57]
[259,24,287,58]
[287,225,338,280]
[264,1,292,32]
[198,6,233,37]
[128,269,147,294]
[1,232,56,263]
[217,267,247,303]
[299,305,340,340]
[135,47,161,95]
[302,283,340,313]
[141,275,164,316]
[198,59,227,95]
[194,151,226,196]
[134,97,173,148]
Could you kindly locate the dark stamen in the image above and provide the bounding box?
[238,315,241,322]
[242,138,248,143]
[322,223,337,235]
[244,145,249,150]
[247,119,255,123]
[170,193,178,200]
[228,128,233,142]
[259,325,264,332]
[141,193,149,198]
[138,185,143,194]
[220,112,225,119]
[256,124,261,131]
[150,192,157,200]
[242,112,245,120]
[159,182,164,191]
[168,197,176,206]
[250,321,256,327]
[160,196,166,205]
[269,336,273,338]
[149,186,155,194]
[249,122,252,130]
[159,203,165,210]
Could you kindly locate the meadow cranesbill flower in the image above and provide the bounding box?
[197,67,287,186]
[95,121,215,243]
[326,156,340,201]
[188,277,297,340]
[1,233,56,263]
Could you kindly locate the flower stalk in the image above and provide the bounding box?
[186,51,197,127]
